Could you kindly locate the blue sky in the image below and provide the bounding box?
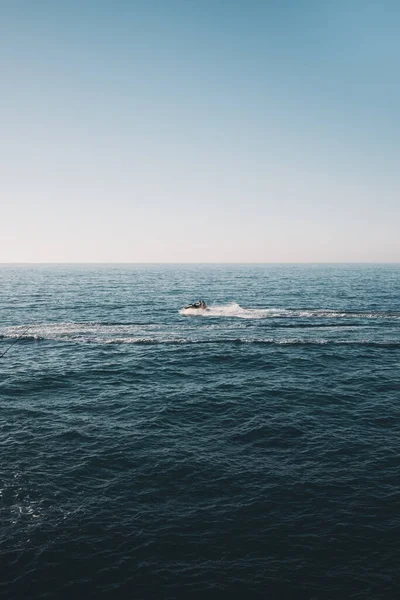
[1,0,399,262]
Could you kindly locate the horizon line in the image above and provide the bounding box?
[1,261,399,266]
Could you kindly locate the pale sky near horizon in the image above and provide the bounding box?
[1,0,399,262]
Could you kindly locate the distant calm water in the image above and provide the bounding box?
[1,264,399,600]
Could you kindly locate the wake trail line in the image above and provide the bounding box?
[0,326,33,358]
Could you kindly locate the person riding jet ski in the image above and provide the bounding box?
[185,300,207,310]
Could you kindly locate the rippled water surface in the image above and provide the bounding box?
[1,264,399,599]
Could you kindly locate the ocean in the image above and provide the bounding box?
[1,263,399,600]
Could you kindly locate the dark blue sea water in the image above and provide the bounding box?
[1,264,399,600]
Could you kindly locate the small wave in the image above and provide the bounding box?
[0,323,190,346]
[238,338,400,348]
[1,320,398,349]
[103,337,189,345]
[0,333,46,342]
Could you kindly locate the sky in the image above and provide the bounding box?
[1,0,399,262]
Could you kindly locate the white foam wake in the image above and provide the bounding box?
[179,303,400,320]
[0,323,165,344]
[179,302,283,319]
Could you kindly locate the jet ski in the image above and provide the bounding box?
[185,300,207,310]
